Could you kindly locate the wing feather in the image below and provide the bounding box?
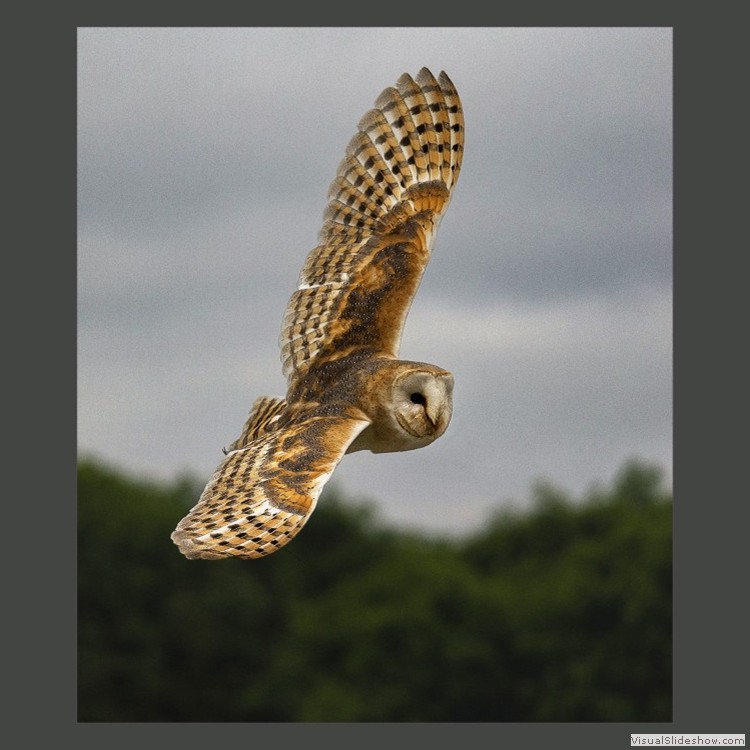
[172,410,370,560]
[279,68,464,384]
[223,395,287,453]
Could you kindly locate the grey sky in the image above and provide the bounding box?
[77,27,672,536]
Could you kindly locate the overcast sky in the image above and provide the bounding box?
[77,27,672,537]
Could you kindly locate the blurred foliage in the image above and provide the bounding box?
[78,458,671,722]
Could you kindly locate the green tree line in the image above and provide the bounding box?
[78,458,672,722]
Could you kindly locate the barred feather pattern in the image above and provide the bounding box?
[280,68,464,383]
[172,410,369,560]
[223,396,287,453]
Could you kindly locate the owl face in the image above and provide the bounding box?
[346,363,454,455]
[392,368,454,443]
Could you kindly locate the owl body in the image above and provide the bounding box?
[279,354,454,454]
[172,68,464,560]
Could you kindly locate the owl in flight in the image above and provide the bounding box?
[171,68,464,559]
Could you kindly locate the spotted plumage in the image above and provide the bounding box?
[171,68,464,560]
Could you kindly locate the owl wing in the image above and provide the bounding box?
[280,68,464,385]
[172,407,370,559]
[222,395,288,453]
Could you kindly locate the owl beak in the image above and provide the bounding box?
[425,399,442,428]
[424,377,452,432]
[426,402,453,437]
[425,390,453,434]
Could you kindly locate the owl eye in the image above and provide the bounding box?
[410,392,427,405]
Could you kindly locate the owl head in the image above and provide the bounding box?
[347,362,453,454]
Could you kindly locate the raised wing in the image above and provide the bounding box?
[280,68,464,385]
[172,409,370,559]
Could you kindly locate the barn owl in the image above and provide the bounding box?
[171,68,464,560]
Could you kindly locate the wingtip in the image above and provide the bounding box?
[170,528,196,559]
